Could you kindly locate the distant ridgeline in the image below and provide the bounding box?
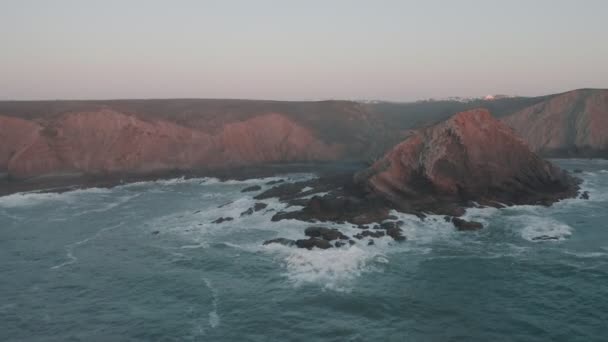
[0,89,606,182]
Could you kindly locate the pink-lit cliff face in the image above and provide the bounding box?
[360,108,578,211]
[0,109,348,179]
[502,89,608,157]
[0,97,404,180]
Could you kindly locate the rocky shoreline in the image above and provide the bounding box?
[257,109,583,249]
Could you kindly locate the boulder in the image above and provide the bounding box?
[452,218,483,231]
[304,226,348,241]
[295,238,332,250]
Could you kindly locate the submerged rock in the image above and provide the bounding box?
[263,238,296,246]
[531,235,561,241]
[241,185,262,193]
[266,179,285,186]
[211,217,233,224]
[580,191,590,200]
[452,218,483,231]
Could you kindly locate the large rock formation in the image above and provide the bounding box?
[502,89,608,157]
[358,109,579,214]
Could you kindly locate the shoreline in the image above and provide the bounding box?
[0,161,367,197]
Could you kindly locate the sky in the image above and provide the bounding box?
[1,0,607,101]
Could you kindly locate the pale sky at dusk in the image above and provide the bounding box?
[1,0,607,101]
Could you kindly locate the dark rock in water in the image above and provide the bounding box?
[379,221,399,230]
[354,230,385,239]
[240,202,269,216]
[357,225,369,230]
[532,235,560,241]
[580,191,590,200]
[212,217,234,224]
[304,226,348,241]
[151,230,160,235]
[271,194,392,225]
[452,218,483,231]
[368,239,375,246]
[241,185,262,193]
[266,179,285,186]
[385,227,406,241]
[444,216,452,222]
[253,202,268,211]
[295,238,332,250]
[193,210,201,214]
[335,240,353,247]
[263,238,295,246]
[240,208,254,217]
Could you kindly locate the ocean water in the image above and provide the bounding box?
[1,160,607,342]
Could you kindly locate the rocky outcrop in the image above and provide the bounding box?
[358,109,580,214]
[502,89,608,157]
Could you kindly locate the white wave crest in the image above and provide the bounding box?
[511,215,573,242]
[0,187,110,208]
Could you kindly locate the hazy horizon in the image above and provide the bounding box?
[2,0,607,101]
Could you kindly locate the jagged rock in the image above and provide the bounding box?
[304,226,348,241]
[263,238,295,246]
[452,218,483,231]
[241,185,262,193]
[354,230,385,239]
[580,191,590,200]
[295,238,332,250]
[385,227,406,241]
[253,202,268,211]
[240,202,269,216]
[211,217,233,224]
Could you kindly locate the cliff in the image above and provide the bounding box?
[0,100,381,180]
[502,89,608,157]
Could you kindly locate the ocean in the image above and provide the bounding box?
[1,160,607,341]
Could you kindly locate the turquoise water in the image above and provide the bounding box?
[1,160,607,341]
